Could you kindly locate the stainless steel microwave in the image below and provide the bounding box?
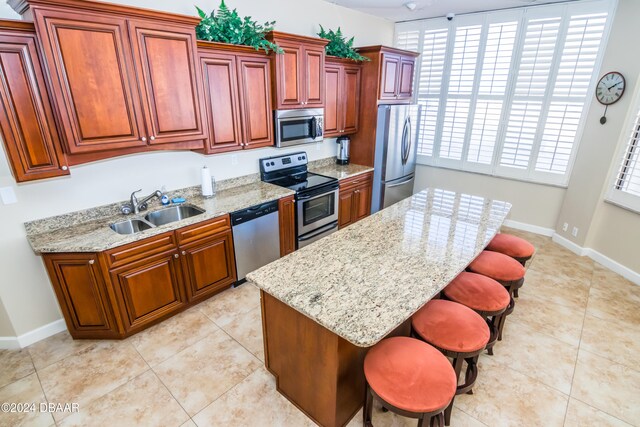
[274,108,324,147]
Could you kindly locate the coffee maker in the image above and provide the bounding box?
[336,136,350,165]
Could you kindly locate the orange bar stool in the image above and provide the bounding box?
[486,233,535,297]
[467,250,525,340]
[411,300,490,426]
[442,272,510,356]
[364,336,457,427]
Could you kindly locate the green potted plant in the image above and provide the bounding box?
[195,1,283,54]
[317,26,369,61]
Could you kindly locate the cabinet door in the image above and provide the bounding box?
[379,53,400,100]
[303,45,324,106]
[342,66,361,134]
[354,181,373,221]
[0,32,68,182]
[43,254,119,338]
[200,52,242,153]
[397,57,415,100]
[323,64,341,137]
[110,251,185,332]
[128,21,205,147]
[33,10,146,153]
[237,55,273,148]
[338,188,355,229]
[274,41,303,108]
[278,195,296,256]
[180,230,236,302]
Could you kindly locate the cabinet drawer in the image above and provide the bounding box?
[176,215,230,246]
[339,172,373,190]
[105,232,177,269]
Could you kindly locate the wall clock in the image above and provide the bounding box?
[596,71,625,124]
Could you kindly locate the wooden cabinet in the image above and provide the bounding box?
[29,0,205,157]
[324,57,361,138]
[198,42,273,153]
[378,52,416,102]
[267,31,328,109]
[278,195,296,256]
[338,172,373,229]
[0,21,68,182]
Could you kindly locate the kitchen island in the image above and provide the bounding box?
[246,188,512,427]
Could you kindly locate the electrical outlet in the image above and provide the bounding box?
[572,226,579,237]
[231,154,238,166]
[562,222,568,232]
[0,186,17,205]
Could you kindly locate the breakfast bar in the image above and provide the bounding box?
[246,188,512,427]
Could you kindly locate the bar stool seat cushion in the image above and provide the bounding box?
[468,250,525,282]
[443,272,510,313]
[487,233,535,259]
[364,337,456,414]
[412,300,490,354]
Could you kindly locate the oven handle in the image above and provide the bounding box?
[297,183,339,200]
[298,221,339,241]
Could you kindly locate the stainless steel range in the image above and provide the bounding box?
[260,152,339,248]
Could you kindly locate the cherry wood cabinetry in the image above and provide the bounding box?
[267,31,328,109]
[350,46,419,166]
[324,57,361,138]
[278,195,296,256]
[0,21,68,182]
[198,42,273,153]
[338,172,373,229]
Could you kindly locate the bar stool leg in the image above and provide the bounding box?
[364,383,373,427]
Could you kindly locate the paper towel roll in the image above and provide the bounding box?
[201,166,213,198]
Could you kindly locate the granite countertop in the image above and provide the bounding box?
[308,159,373,180]
[25,178,294,253]
[247,188,512,348]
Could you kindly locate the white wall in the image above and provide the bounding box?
[0,0,394,340]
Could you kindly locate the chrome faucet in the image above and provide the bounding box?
[121,189,163,215]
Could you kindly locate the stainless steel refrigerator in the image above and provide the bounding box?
[371,104,421,214]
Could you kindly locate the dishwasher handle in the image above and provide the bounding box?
[231,200,279,226]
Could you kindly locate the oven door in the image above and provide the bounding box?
[275,110,323,147]
[297,187,339,236]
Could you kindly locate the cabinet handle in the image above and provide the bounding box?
[174,253,179,259]
[181,251,186,256]
[61,165,68,171]
[150,136,156,141]
[88,259,95,265]
[141,137,147,142]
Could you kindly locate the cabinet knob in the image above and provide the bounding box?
[174,253,179,259]
[88,259,95,265]
[181,251,186,256]
[141,137,147,142]
[150,136,156,141]
[61,165,68,171]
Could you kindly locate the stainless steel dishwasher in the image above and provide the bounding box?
[230,200,281,282]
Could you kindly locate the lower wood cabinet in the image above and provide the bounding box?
[278,195,296,256]
[338,172,373,229]
[43,214,237,339]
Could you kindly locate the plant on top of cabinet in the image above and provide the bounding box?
[195,1,282,54]
[317,26,369,62]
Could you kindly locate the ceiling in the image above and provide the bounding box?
[324,0,579,22]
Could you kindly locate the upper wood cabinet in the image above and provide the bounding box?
[267,31,328,109]
[198,42,273,154]
[324,57,361,138]
[26,0,205,155]
[0,21,68,182]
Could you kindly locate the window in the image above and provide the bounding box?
[395,0,613,186]
[607,81,640,213]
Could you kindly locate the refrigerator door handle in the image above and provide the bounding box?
[387,175,414,188]
[400,117,408,165]
[404,116,412,165]
[401,116,411,165]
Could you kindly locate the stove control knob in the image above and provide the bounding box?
[297,156,301,160]
[302,156,306,160]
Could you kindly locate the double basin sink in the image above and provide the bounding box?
[110,204,205,235]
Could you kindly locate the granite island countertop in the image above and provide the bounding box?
[247,188,512,347]
[25,180,294,253]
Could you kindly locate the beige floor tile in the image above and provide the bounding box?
[528,247,594,284]
[0,373,53,427]
[591,264,639,293]
[37,341,148,421]
[153,329,260,416]
[197,284,260,327]
[0,349,34,388]
[220,306,264,361]
[508,294,585,346]
[494,321,578,394]
[27,331,97,371]
[347,404,487,427]
[193,367,315,427]
[521,268,591,310]
[129,309,219,366]
[180,420,197,427]
[581,314,640,371]
[58,371,188,427]
[586,285,640,325]
[564,398,632,427]
[571,350,640,426]
[454,356,568,427]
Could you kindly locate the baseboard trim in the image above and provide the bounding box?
[502,219,554,237]
[551,233,588,256]
[0,319,66,350]
[583,247,640,286]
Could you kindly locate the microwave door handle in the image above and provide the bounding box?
[310,116,318,139]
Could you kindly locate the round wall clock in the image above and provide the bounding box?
[596,71,625,124]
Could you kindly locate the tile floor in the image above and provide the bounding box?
[1,228,639,427]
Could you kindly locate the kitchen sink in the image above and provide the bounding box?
[110,219,154,235]
[144,204,205,227]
